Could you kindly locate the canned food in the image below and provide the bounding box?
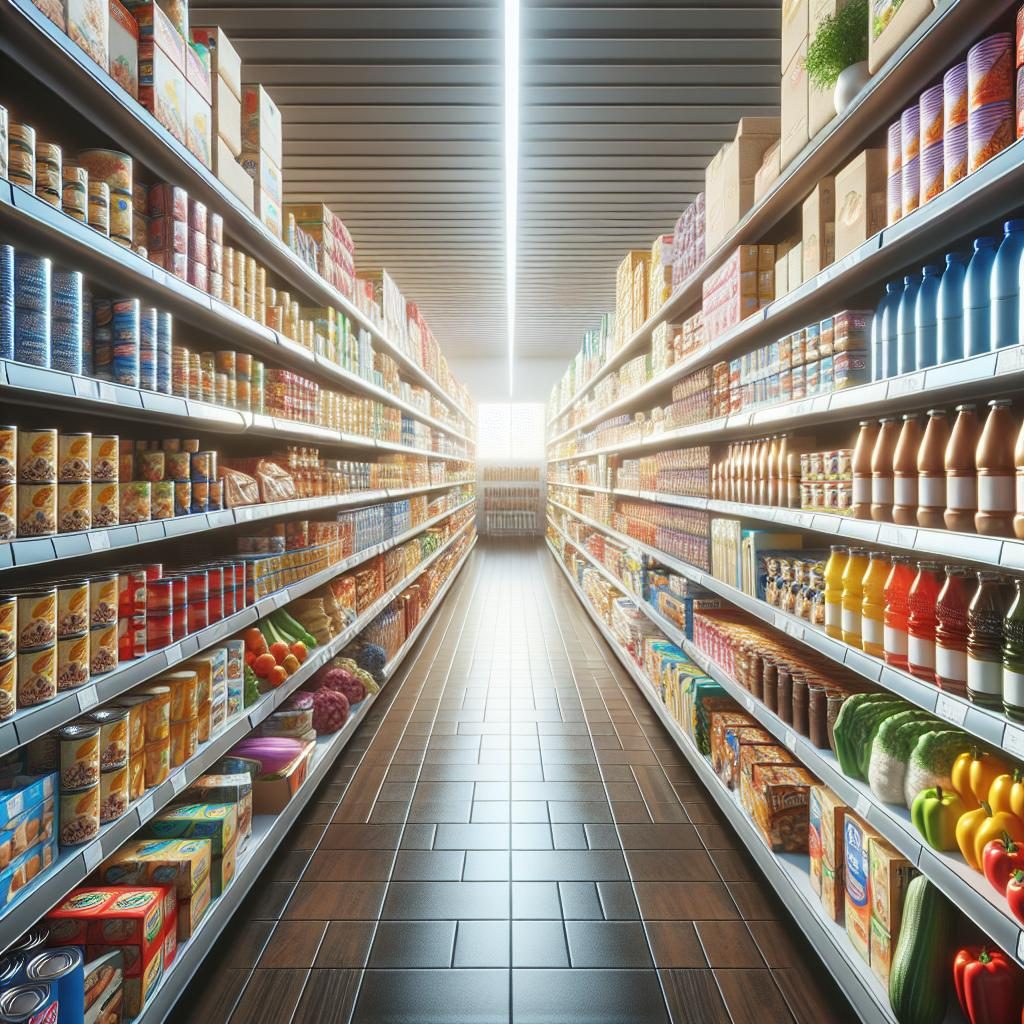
[18,429,57,483]
[62,164,88,221]
[128,752,146,799]
[136,450,164,483]
[57,433,91,482]
[91,482,119,527]
[0,595,14,660]
[119,480,150,524]
[57,482,92,533]
[117,613,146,661]
[56,634,90,691]
[136,684,170,742]
[0,484,13,542]
[0,426,15,484]
[60,784,99,845]
[152,480,174,520]
[17,589,56,650]
[90,707,129,769]
[146,613,172,652]
[118,569,146,618]
[109,189,132,249]
[17,645,55,707]
[99,765,129,823]
[167,576,187,641]
[89,623,117,675]
[17,484,56,537]
[88,180,110,236]
[208,478,223,512]
[35,141,61,206]
[169,719,198,767]
[110,694,149,753]
[90,574,118,627]
[59,721,100,789]
[190,479,209,514]
[146,577,173,617]
[0,984,58,1024]
[91,435,118,481]
[25,946,84,1024]
[8,123,35,191]
[0,657,14,720]
[162,669,198,721]
[144,738,170,787]
[78,149,132,193]
[173,480,191,517]
[190,450,216,482]
[165,450,190,479]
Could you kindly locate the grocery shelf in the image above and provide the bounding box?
[0,517,475,949]
[0,0,474,427]
[134,535,476,1024]
[546,0,1017,430]
[0,498,476,758]
[545,540,897,1024]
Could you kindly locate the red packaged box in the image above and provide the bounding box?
[148,215,187,254]
[148,184,187,221]
[150,249,188,280]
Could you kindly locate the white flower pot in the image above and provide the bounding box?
[834,61,871,115]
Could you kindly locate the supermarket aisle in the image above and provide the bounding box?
[176,541,855,1024]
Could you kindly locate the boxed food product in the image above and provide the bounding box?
[749,762,816,851]
[781,42,809,167]
[256,188,282,239]
[239,148,282,206]
[808,785,846,895]
[802,176,835,279]
[251,740,315,813]
[209,836,236,898]
[708,710,755,778]
[67,0,109,69]
[720,726,774,790]
[185,773,252,843]
[83,949,125,1024]
[213,138,254,209]
[100,837,212,899]
[108,0,139,98]
[868,836,915,987]
[0,773,58,834]
[176,873,211,939]
[844,815,874,963]
[213,74,242,156]
[754,140,782,202]
[702,245,772,340]
[185,40,212,104]
[190,27,242,100]
[0,834,57,907]
[869,0,931,73]
[139,40,186,144]
[144,803,237,855]
[242,84,283,168]
[126,0,184,70]
[185,81,213,169]
[833,149,887,260]
[787,242,804,292]
[739,744,796,816]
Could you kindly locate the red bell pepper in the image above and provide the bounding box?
[1009,871,1024,926]
[954,946,1022,1024]
[984,833,1024,896]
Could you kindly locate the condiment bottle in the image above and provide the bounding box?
[975,398,1017,537]
[967,571,1014,708]
[823,545,848,640]
[870,417,900,522]
[892,414,922,526]
[944,403,980,533]
[767,436,780,506]
[860,552,890,658]
[883,555,916,670]
[1004,578,1024,721]
[918,409,950,529]
[934,566,973,695]
[841,547,871,648]
[907,561,943,681]
[852,420,879,520]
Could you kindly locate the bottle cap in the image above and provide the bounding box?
[926,409,946,416]
[904,274,915,285]
[974,237,998,251]
[901,413,918,421]
[945,252,967,265]
[869,551,889,560]
[954,404,977,412]
[922,265,942,275]
[1005,220,1024,233]
[988,398,1012,407]
[829,544,849,553]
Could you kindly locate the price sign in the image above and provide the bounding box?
[77,686,98,712]
[743,694,755,713]
[97,382,118,404]
[87,532,111,552]
[936,693,968,726]
[784,729,798,752]
[170,772,187,794]
[889,373,923,397]
[136,795,155,822]
[83,840,103,871]
[854,794,872,819]
[1005,725,1024,759]
[163,643,183,668]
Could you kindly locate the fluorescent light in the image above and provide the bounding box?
[504,0,520,396]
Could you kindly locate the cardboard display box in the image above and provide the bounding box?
[869,0,932,73]
[781,41,809,167]
[802,176,835,279]
[833,148,887,259]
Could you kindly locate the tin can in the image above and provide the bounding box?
[57,482,92,533]
[117,612,146,661]
[138,305,156,391]
[60,783,99,845]
[58,721,100,789]
[172,346,189,397]
[0,657,14,720]
[17,429,56,483]
[163,668,198,721]
[885,120,901,224]
[182,438,200,454]
[900,105,920,216]
[26,945,85,1024]
[0,984,59,1023]
[146,613,172,652]
[87,180,110,236]
[13,306,49,367]
[969,100,1014,173]
[17,484,56,537]
[57,432,91,482]
[146,577,173,617]
[141,563,163,581]
[56,633,90,691]
[117,569,146,618]
[89,622,117,675]
[62,164,88,222]
[208,478,223,512]
[1018,67,1024,139]
[165,450,190,480]
[136,450,165,483]
[56,579,89,638]
[169,719,198,767]
[0,594,14,660]
[144,738,170,787]
[9,929,49,958]
[91,482,119,527]
[0,953,25,990]
[17,644,56,706]
[168,575,187,640]
[968,33,1013,112]
[34,141,61,207]
[152,480,174,520]
[187,576,208,632]
[90,707,129,769]
[128,752,145,798]
[108,189,132,249]
[0,485,12,542]
[190,450,215,483]
[17,588,56,650]
[8,122,35,191]
[137,684,170,742]
[0,426,14,485]
[111,297,140,387]
[190,480,209,514]
[89,573,118,628]
[77,148,132,193]
[110,693,149,754]
[91,435,118,481]
[173,479,191,517]
[119,480,151,524]
[98,765,129,823]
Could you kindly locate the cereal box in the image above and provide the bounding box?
[100,837,212,899]
[144,803,236,855]
[210,837,236,898]
[868,836,915,986]
[844,815,874,963]
[808,785,847,896]
[749,763,817,852]
[108,0,139,98]
[185,773,252,843]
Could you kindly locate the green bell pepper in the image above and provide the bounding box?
[911,785,967,851]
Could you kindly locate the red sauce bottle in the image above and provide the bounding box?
[883,555,916,671]
[907,561,944,682]
[934,566,974,695]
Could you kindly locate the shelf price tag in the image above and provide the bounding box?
[854,794,872,819]
[87,532,111,552]
[170,772,187,795]
[1005,725,1024,759]
[936,694,968,726]
[83,840,103,872]
[889,373,924,397]
[77,686,98,712]
[135,794,155,822]
[783,729,798,752]
[743,694,755,713]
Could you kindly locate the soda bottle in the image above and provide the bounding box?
[967,571,1014,708]
[823,545,848,640]
[908,561,944,681]
[897,275,921,375]
[937,252,968,363]
[934,566,973,695]
[860,551,891,658]
[975,398,1017,537]
[892,414,922,526]
[1002,578,1024,721]
[964,236,999,357]
[883,555,916,670]
[918,409,950,529]
[915,265,942,369]
[852,420,879,520]
[841,547,871,648]
[944,404,980,533]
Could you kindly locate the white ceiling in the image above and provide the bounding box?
[190,1,780,375]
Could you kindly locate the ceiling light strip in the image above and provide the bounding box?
[504,0,520,396]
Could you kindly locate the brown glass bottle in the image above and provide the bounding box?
[917,409,949,529]
[1015,418,1024,539]
[976,398,1017,536]
[945,403,980,533]
[892,414,922,526]
[757,439,770,505]
[767,436,780,506]
[852,420,878,519]
[870,418,900,523]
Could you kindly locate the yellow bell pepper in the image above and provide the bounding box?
[956,801,1024,871]
[952,748,1012,809]
[988,768,1024,821]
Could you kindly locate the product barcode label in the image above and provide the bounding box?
[82,840,103,871]
[784,729,798,752]
[936,693,968,726]
[136,795,154,822]
[77,686,98,712]
[1004,725,1024,759]
[854,794,871,819]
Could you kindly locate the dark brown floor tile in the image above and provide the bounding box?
[635,881,739,920]
[173,967,248,1024]
[728,881,783,920]
[511,849,627,881]
[660,968,731,1024]
[611,801,653,823]
[313,921,375,968]
[433,822,510,849]
[715,968,795,1024]
[321,823,403,849]
[291,969,360,1024]
[392,849,465,880]
[265,850,312,883]
[695,823,740,850]
[695,920,765,967]
[648,802,689,823]
[618,824,702,850]
[625,849,719,882]
[645,922,708,968]
[382,880,509,919]
[369,920,457,967]
[681,800,723,825]
[399,823,437,849]
[773,967,859,1024]
[285,881,387,920]
[584,823,622,849]
[228,969,308,1024]
[513,969,668,1023]
[288,823,328,849]
[332,801,374,823]
[711,849,758,881]
[240,881,295,921]
[747,920,805,968]
[257,920,329,968]
[303,849,395,881]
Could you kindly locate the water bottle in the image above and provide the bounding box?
[897,275,921,375]
[879,280,902,379]
[992,220,1024,349]
[938,252,967,363]
[915,265,941,370]
[872,282,899,381]
[965,236,999,357]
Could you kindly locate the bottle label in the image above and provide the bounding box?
[918,475,946,508]
[935,644,967,683]
[978,475,1014,513]
[908,635,935,670]
[1004,668,1024,708]
[853,477,871,504]
[825,601,841,630]
[871,477,894,504]
[1017,473,1024,513]
[862,616,883,646]
[884,625,908,656]
[967,656,1003,697]
[945,475,977,511]
[894,478,918,506]
[841,608,861,638]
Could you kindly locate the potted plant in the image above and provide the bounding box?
[804,0,870,115]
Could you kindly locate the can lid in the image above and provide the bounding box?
[58,721,100,740]
[0,984,50,1022]
[89,707,129,724]
[25,946,82,982]
[8,927,48,954]
[0,953,25,985]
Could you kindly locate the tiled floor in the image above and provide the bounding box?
[174,540,857,1024]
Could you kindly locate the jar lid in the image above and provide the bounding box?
[58,721,99,740]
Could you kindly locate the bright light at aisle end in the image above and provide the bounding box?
[504,0,520,397]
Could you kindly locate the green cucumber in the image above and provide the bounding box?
[888,876,953,1024]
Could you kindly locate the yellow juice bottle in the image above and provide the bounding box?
[841,547,871,649]
[860,551,891,658]
[823,545,849,639]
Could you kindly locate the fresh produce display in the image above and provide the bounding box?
[953,947,1023,1024]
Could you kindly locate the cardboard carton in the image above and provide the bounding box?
[214,75,242,156]
[185,81,213,169]
[833,148,887,259]
[190,27,242,100]
[242,83,283,168]
[108,0,139,98]
[754,140,782,202]
[808,0,849,135]
[869,0,932,73]
[67,0,109,69]
[802,176,835,279]
[781,42,809,167]
[139,40,186,144]
[844,815,874,963]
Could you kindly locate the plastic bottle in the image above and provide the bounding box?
[967,571,1014,708]
[975,398,1017,537]
[872,283,900,381]
[741,442,754,503]
[934,566,973,695]
[870,417,900,523]
[896,275,921,375]
[907,561,943,681]
[767,436,780,506]
[860,552,890,658]
[938,252,968,363]
[915,265,942,370]
[964,236,999,357]
[775,434,789,507]
[880,280,902,378]
[1002,578,1024,721]
[944,403,980,533]
[892,414,922,526]
[1015,420,1024,540]
[841,547,871,648]
[757,439,770,505]
[823,545,848,640]
[918,409,950,529]
[883,555,916,670]
[852,420,879,520]
[993,220,1024,349]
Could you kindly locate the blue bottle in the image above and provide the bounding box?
[992,220,1024,349]
[896,275,921,375]
[871,283,898,381]
[938,252,968,363]
[915,265,942,370]
[964,236,999,357]
[878,280,902,379]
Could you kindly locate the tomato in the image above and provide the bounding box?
[253,652,277,678]
[290,641,308,663]
[269,640,290,663]
[269,664,288,687]
[282,653,300,675]
[244,627,266,653]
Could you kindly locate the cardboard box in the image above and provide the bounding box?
[213,138,254,209]
[185,81,213,169]
[144,803,237,855]
[869,0,932,74]
[256,187,282,239]
[754,140,781,202]
[808,785,846,895]
[139,40,186,144]
[176,874,212,940]
[210,837,236,897]
[868,836,915,987]
[185,39,212,104]
[191,27,242,100]
[787,241,804,291]
[833,148,887,260]
[242,84,283,169]
[100,837,212,899]
[781,0,808,70]
[126,0,184,70]
[108,0,139,98]
[252,742,314,813]
[83,950,124,1024]
[214,75,242,156]
[802,176,835,279]
[749,763,817,852]
[808,0,848,135]
[239,148,282,206]
[67,0,109,69]
[844,815,873,963]
[781,43,809,167]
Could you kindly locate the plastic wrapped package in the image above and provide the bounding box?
[255,459,298,503]
[219,466,261,508]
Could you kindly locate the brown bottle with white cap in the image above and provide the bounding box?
[945,403,980,533]
[892,414,922,526]
[852,420,879,520]
[918,409,950,529]
[870,417,900,523]
[976,399,1017,536]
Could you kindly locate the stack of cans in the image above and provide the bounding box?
[13,253,51,368]
[50,268,83,375]
[919,83,945,205]
[111,298,140,387]
[967,33,1014,174]
[34,142,61,208]
[900,103,920,218]
[0,244,13,360]
[78,149,133,249]
[139,305,157,390]
[944,62,968,189]
[156,310,172,393]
